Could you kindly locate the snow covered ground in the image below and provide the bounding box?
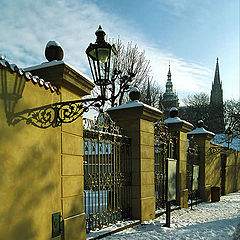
[88,191,240,240]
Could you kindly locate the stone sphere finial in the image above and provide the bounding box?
[197,120,204,128]
[169,107,178,118]
[129,87,140,101]
[45,41,64,62]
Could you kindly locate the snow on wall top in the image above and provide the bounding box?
[188,127,215,136]
[24,61,93,83]
[0,57,59,94]
[107,100,162,114]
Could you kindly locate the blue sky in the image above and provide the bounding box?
[0,0,239,102]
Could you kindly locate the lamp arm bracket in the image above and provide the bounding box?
[7,96,103,129]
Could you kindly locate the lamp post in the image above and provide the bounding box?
[0,26,118,128]
[225,127,233,149]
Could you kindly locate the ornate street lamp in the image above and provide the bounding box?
[225,127,233,149]
[86,25,118,100]
[0,26,118,128]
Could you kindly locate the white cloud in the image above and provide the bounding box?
[0,0,214,101]
[144,45,213,96]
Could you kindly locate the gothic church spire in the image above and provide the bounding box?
[210,57,223,106]
[209,57,225,133]
[214,57,221,85]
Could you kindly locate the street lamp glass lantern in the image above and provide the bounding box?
[86,26,118,88]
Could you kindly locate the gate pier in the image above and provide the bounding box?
[108,101,162,221]
[165,109,193,208]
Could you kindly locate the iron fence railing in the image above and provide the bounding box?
[187,138,200,201]
[83,113,131,232]
[154,121,177,211]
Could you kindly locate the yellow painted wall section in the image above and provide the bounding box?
[206,144,221,187]
[225,149,240,194]
[60,88,86,240]
[0,80,62,240]
[207,143,240,194]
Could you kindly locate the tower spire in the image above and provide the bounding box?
[209,57,224,133]
[160,63,179,116]
[167,63,171,80]
[146,78,151,105]
[166,63,173,93]
[214,57,220,85]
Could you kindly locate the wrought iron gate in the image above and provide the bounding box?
[83,112,131,232]
[154,121,177,210]
[187,138,200,199]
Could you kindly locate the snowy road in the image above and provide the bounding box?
[101,191,240,240]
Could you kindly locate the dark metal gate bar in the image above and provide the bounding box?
[154,121,177,211]
[83,112,131,232]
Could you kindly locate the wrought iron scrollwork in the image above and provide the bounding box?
[83,112,131,232]
[187,137,200,198]
[83,111,122,135]
[7,96,102,128]
[208,145,225,155]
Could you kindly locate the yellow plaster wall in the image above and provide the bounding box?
[225,149,240,194]
[205,144,221,187]
[0,81,61,240]
[0,79,86,240]
[206,143,240,194]
[60,88,86,240]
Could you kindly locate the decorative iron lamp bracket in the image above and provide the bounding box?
[0,56,104,129]
[7,96,104,129]
[1,26,118,129]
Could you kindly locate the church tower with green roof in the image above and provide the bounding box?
[161,64,179,114]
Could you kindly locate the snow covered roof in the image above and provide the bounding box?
[0,57,59,94]
[107,100,162,114]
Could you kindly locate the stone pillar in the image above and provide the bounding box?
[165,108,194,208]
[107,98,162,221]
[188,120,215,202]
[26,61,94,240]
